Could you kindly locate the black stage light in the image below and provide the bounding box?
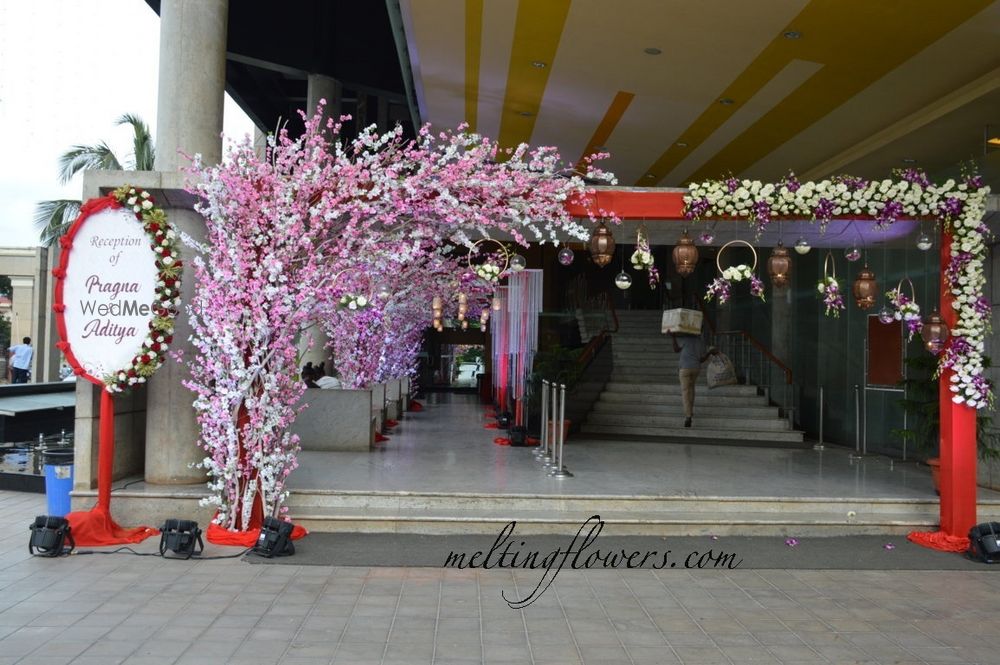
[158,519,204,559]
[28,515,74,557]
[968,522,1000,564]
[496,411,512,428]
[508,425,528,446]
[252,516,296,558]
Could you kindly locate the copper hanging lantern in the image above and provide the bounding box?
[852,265,877,310]
[671,229,699,277]
[588,220,616,267]
[767,242,792,288]
[921,308,949,354]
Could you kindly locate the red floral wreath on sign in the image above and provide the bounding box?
[53,185,182,392]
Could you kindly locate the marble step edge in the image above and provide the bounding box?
[583,417,791,431]
[284,495,948,516]
[286,507,943,527]
[591,403,778,416]
[603,383,759,394]
[578,425,803,442]
[598,394,768,405]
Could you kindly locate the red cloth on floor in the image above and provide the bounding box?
[385,419,399,428]
[65,507,158,546]
[375,432,390,442]
[907,530,970,552]
[493,437,511,446]
[526,437,540,446]
[484,422,499,429]
[408,400,423,411]
[206,521,308,547]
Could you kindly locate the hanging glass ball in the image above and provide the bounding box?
[510,254,527,271]
[916,232,933,251]
[794,236,811,255]
[844,244,861,262]
[557,247,575,266]
[378,288,391,300]
[614,272,632,290]
[878,306,895,325]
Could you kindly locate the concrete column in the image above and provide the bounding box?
[144,0,227,484]
[9,277,34,376]
[306,74,342,137]
[153,0,228,172]
[297,74,342,369]
[145,206,207,484]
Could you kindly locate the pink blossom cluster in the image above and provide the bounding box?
[183,105,615,529]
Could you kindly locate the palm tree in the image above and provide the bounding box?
[34,114,155,246]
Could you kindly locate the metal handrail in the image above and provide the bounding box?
[715,330,793,385]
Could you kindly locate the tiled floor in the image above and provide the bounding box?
[2,490,1000,665]
[288,394,999,502]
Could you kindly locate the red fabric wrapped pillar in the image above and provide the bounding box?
[908,230,978,552]
[65,390,158,546]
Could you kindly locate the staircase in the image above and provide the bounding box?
[580,310,804,444]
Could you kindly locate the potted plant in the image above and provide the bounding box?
[893,355,999,493]
[527,345,584,442]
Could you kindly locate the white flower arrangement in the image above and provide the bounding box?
[338,294,370,311]
[630,249,654,270]
[722,265,753,282]
[474,263,503,282]
[685,169,992,408]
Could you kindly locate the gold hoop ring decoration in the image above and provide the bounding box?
[468,239,511,283]
[895,277,916,302]
[823,250,837,281]
[715,240,758,274]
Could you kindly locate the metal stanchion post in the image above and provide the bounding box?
[550,383,573,477]
[813,386,825,451]
[542,381,557,468]
[536,379,549,459]
[849,384,866,460]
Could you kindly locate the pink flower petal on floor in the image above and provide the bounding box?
[785,538,799,547]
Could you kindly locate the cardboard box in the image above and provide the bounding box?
[661,308,703,335]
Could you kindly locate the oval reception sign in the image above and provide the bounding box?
[54,187,181,392]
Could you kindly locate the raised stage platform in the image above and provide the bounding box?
[71,394,1000,536]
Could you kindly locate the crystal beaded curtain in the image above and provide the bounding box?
[490,286,509,411]
[506,269,543,424]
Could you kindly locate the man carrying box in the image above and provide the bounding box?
[669,327,717,428]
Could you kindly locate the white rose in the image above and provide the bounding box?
[356,296,368,307]
[142,200,153,210]
[127,196,138,205]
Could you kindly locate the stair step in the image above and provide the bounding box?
[604,382,758,396]
[579,423,804,443]
[599,392,768,406]
[585,413,791,431]
[592,402,778,418]
[286,506,937,536]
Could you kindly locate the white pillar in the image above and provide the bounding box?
[145,0,228,484]
[153,0,228,172]
[297,74,341,371]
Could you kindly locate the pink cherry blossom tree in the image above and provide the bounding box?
[185,106,614,532]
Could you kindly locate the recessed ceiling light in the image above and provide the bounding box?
[901,158,917,164]
[643,47,662,55]
[987,137,1000,147]
[783,30,802,39]
[718,98,735,105]
[676,142,688,148]
[517,111,534,117]
[645,173,656,179]
[531,60,547,68]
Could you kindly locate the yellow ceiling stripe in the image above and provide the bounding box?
[637,0,994,186]
[497,0,572,150]
[576,91,635,171]
[464,0,484,132]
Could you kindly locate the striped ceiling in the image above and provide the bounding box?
[399,0,1000,187]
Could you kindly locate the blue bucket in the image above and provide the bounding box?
[43,450,74,517]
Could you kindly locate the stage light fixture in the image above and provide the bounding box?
[29,515,74,557]
[158,519,204,559]
[253,516,296,558]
